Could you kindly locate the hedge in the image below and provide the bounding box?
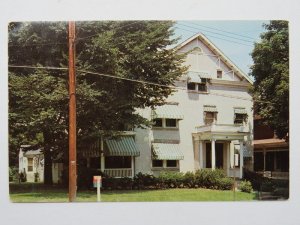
[74,168,234,191]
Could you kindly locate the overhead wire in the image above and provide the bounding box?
[8,64,255,101]
[180,21,256,40]
[174,26,253,47]
[177,22,254,43]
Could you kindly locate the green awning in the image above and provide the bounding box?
[204,105,218,112]
[152,143,184,160]
[105,136,140,156]
[234,108,247,114]
[152,104,184,120]
[198,71,212,79]
[187,72,202,83]
[187,71,212,82]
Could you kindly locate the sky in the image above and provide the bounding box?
[173,20,268,76]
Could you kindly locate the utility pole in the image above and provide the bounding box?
[68,21,77,202]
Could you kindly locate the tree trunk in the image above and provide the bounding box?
[43,131,53,185]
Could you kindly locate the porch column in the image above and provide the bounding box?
[100,154,105,172]
[211,139,216,170]
[263,148,266,171]
[226,142,230,175]
[131,157,135,177]
[239,141,243,179]
[199,141,203,169]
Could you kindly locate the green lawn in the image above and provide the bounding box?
[9,183,257,202]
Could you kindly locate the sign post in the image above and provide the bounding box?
[93,176,102,202]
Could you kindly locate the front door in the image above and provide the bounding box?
[205,143,224,169]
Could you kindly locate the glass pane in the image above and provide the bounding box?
[165,119,177,127]
[166,160,177,167]
[187,82,196,90]
[153,118,163,127]
[152,160,163,167]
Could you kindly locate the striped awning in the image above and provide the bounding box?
[234,108,247,114]
[204,105,218,112]
[105,136,140,156]
[152,143,184,160]
[187,71,212,82]
[187,72,201,83]
[152,104,184,120]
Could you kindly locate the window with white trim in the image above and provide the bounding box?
[152,118,178,129]
[27,158,33,172]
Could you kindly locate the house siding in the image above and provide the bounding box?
[134,34,253,176]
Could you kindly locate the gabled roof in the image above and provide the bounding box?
[175,33,253,85]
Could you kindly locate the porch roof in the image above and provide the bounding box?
[152,143,184,160]
[105,136,140,157]
[152,104,184,120]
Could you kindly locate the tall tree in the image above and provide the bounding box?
[250,20,289,140]
[8,21,186,184]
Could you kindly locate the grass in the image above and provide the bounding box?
[9,183,257,203]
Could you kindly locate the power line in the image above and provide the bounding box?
[8,42,66,47]
[177,22,254,43]
[175,26,253,47]
[8,65,254,101]
[181,21,256,40]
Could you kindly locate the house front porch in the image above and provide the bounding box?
[80,133,140,178]
[193,124,252,178]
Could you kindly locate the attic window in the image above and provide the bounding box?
[217,70,223,79]
[192,47,203,54]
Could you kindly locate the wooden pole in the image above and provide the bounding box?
[68,21,77,202]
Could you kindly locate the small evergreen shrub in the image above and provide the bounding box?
[217,177,234,190]
[239,180,253,193]
[133,172,157,189]
[195,169,226,189]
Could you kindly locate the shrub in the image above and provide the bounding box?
[158,172,184,188]
[9,167,19,182]
[183,171,196,188]
[76,167,105,189]
[133,172,157,189]
[239,180,253,193]
[261,180,275,192]
[217,177,234,190]
[19,171,27,182]
[34,172,40,182]
[195,169,226,189]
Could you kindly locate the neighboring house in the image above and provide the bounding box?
[19,145,63,183]
[253,115,289,179]
[80,33,254,179]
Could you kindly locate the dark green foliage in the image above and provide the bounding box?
[194,169,229,189]
[9,167,19,182]
[260,180,276,192]
[250,20,289,139]
[239,180,253,193]
[19,171,27,182]
[133,172,157,189]
[158,172,184,188]
[8,21,187,183]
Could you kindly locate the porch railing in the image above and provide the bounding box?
[104,168,132,178]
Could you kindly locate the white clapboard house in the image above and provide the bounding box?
[80,33,254,179]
